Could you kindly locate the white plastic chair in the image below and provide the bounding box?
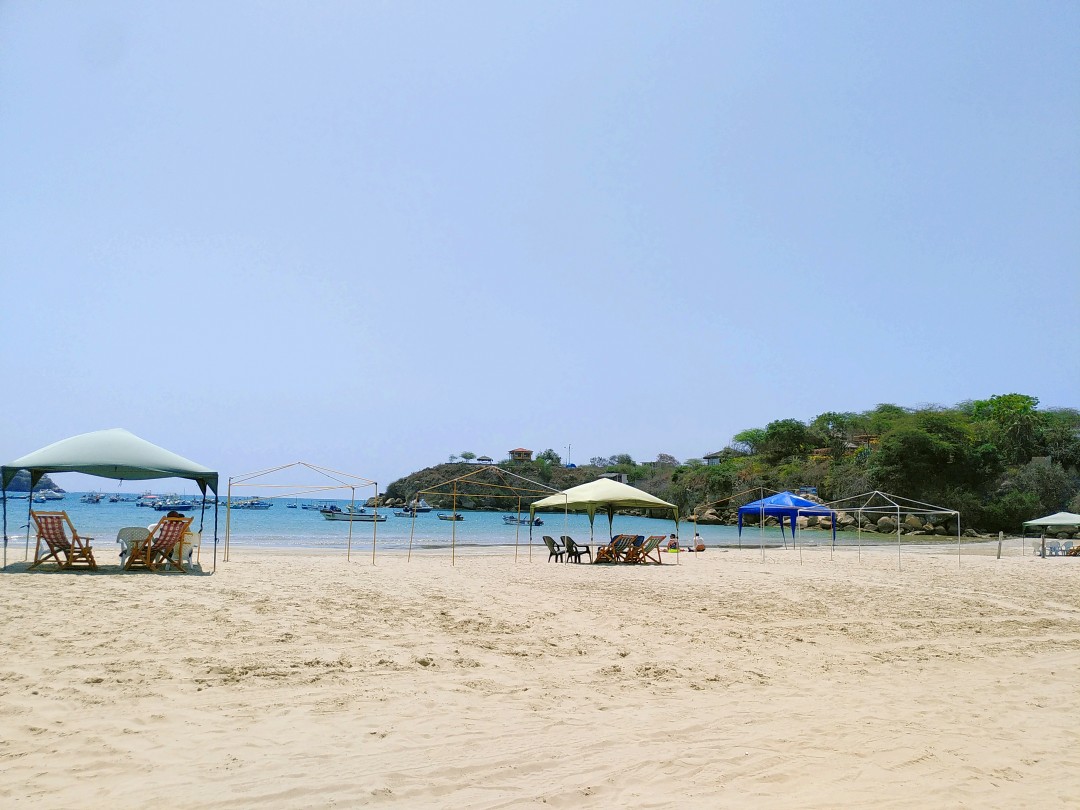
[1047,540,1062,557]
[170,531,201,567]
[116,526,151,566]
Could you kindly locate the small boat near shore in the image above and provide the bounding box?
[154,498,196,511]
[437,512,464,521]
[503,515,542,526]
[231,498,273,510]
[321,505,386,522]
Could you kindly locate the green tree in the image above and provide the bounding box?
[970,393,1041,464]
[760,419,816,463]
[869,410,974,497]
[536,448,562,465]
[866,403,910,436]
[731,428,766,455]
[1041,408,1080,470]
[460,451,477,463]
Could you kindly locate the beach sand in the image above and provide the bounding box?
[1,543,1078,808]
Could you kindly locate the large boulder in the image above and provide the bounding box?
[837,513,856,528]
[904,515,924,531]
[697,509,723,525]
[877,516,897,533]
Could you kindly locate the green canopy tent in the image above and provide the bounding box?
[1022,512,1080,557]
[528,477,679,544]
[2,428,220,571]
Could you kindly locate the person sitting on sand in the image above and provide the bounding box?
[693,532,705,552]
[667,533,679,550]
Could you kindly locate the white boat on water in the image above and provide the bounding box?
[408,498,433,513]
[321,505,386,522]
[437,512,464,521]
[231,498,273,510]
[503,514,542,526]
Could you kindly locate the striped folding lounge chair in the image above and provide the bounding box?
[30,511,97,571]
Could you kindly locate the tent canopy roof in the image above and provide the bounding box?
[1023,511,1080,528]
[737,491,835,517]
[737,491,836,539]
[2,428,219,494]
[529,478,677,522]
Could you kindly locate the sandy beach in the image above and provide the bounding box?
[2,543,1078,808]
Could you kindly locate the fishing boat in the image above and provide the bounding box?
[81,492,104,504]
[321,505,386,522]
[503,515,542,526]
[231,498,274,510]
[437,512,464,521]
[408,498,433,513]
[154,498,196,511]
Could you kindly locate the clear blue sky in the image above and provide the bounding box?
[2,2,1077,491]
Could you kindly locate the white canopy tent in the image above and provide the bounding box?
[2,428,219,570]
[529,478,679,543]
[824,490,961,570]
[1023,512,1080,557]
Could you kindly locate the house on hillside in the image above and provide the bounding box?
[477,455,493,466]
[598,471,629,484]
[703,450,725,466]
[508,448,533,463]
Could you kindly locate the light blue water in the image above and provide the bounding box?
[1,492,809,551]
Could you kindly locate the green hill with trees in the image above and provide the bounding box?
[385,394,1080,533]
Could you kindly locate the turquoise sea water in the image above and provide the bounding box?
[1,492,807,553]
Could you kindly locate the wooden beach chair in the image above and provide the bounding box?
[642,535,666,564]
[624,535,664,564]
[126,515,192,572]
[30,511,97,570]
[542,535,565,563]
[595,535,636,563]
[562,536,591,564]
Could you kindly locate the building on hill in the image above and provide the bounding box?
[477,455,493,465]
[598,471,629,484]
[703,450,725,466]
[508,448,533,463]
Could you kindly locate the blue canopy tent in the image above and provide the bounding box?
[737,491,837,542]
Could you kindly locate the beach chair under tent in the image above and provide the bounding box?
[116,526,152,568]
[30,510,97,570]
[562,536,591,564]
[174,530,201,567]
[125,515,192,572]
[623,535,664,564]
[595,535,637,564]
[640,535,666,564]
[1063,541,1075,556]
[1047,540,1062,557]
[542,536,565,563]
